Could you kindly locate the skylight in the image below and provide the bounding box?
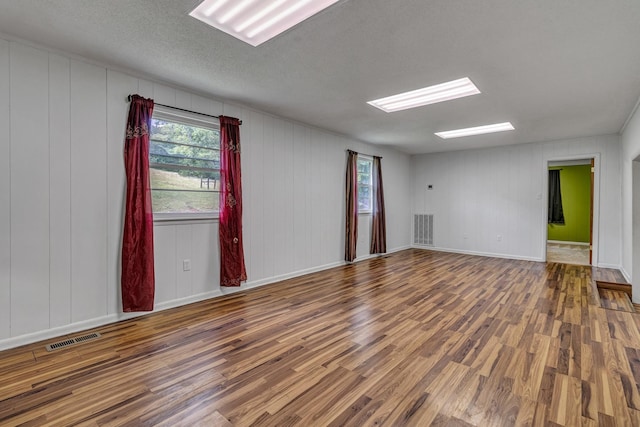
[189,0,341,47]
[367,78,480,113]
[435,122,515,139]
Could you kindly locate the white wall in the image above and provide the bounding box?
[411,135,621,267]
[621,101,640,297]
[0,38,412,350]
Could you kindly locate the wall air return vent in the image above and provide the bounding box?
[414,214,434,246]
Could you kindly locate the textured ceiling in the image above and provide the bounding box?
[0,0,639,154]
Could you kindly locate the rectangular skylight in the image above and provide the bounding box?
[189,0,341,47]
[367,78,480,113]
[435,122,515,139]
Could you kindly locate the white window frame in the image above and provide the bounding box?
[357,155,373,214]
[150,106,221,222]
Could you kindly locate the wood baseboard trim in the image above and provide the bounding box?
[596,280,632,297]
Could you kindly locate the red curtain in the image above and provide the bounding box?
[121,95,155,312]
[219,116,247,286]
[370,156,387,254]
[345,150,358,262]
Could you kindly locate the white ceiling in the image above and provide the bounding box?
[1,0,639,154]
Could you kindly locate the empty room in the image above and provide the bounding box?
[1,0,640,425]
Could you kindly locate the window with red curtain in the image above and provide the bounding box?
[121,95,155,312]
[219,116,247,286]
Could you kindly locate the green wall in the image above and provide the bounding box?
[548,165,591,243]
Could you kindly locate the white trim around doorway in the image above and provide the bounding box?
[542,153,600,267]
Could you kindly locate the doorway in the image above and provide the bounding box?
[545,157,596,266]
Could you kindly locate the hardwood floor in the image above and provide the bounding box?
[0,249,638,426]
[598,289,635,313]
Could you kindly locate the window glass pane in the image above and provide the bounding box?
[150,188,219,213]
[150,141,220,169]
[357,159,371,185]
[357,158,372,211]
[151,119,219,148]
[149,117,220,214]
[358,185,371,211]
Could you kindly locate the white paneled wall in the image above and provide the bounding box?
[411,135,621,266]
[49,53,72,328]
[10,43,50,337]
[71,60,109,324]
[0,40,10,339]
[543,136,621,267]
[0,37,412,349]
[621,102,640,295]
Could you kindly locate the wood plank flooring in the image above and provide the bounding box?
[598,289,636,313]
[0,249,638,426]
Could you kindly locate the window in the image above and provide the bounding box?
[149,107,220,219]
[357,156,372,213]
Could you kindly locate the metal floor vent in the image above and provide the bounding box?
[45,332,102,352]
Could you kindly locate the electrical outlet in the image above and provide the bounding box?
[183,259,191,271]
[497,235,502,242]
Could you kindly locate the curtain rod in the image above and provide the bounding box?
[347,149,382,159]
[127,95,242,125]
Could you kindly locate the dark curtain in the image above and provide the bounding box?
[121,95,155,312]
[345,150,358,262]
[370,156,387,254]
[548,169,565,224]
[219,116,247,286]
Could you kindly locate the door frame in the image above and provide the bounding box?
[632,158,640,302]
[542,153,600,266]
[589,158,595,264]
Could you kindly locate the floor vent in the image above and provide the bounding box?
[414,214,434,246]
[45,332,102,352]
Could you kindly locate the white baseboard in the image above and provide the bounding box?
[596,263,623,270]
[411,245,543,262]
[0,290,248,351]
[0,246,412,352]
[0,313,134,352]
[353,253,377,263]
[620,266,632,284]
[351,245,411,263]
[413,246,629,272]
[222,260,347,295]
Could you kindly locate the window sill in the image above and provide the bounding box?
[153,213,219,225]
[359,211,372,216]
